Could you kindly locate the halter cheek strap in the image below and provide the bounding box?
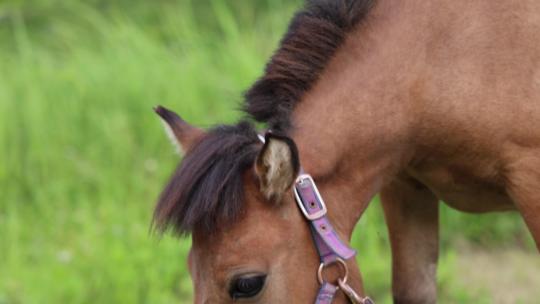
[294,174,356,264]
[294,173,356,303]
[295,173,374,304]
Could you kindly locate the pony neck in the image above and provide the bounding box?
[288,15,416,240]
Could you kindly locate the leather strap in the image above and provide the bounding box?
[293,174,357,304]
[294,175,356,264]
[316,283,339,304]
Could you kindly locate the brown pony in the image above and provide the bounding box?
[153,0,540,303]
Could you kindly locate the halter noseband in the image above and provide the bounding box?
[258,134,373,304]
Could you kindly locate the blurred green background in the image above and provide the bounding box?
[0,0,537,303]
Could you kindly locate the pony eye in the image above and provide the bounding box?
[229,274,266,299]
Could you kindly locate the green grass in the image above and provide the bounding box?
[0,1,534,303]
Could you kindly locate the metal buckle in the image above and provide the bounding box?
[293,174,328,221]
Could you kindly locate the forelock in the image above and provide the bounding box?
[152,121,261,235]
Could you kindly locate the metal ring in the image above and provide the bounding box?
[317,258,349,286]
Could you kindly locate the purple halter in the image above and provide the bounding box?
[294,173,373,304]
[258,134,373,304]
[294,173,356,264]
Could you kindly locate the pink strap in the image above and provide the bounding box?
[293,174,357,304]
[295,176,356,263]
[315,283,338,304]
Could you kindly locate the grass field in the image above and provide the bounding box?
[0,1,536,303]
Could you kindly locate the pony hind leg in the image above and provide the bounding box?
[506,152,540,251]
[381,175,439,304]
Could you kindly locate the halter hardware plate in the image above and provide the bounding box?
[293,174,328,220]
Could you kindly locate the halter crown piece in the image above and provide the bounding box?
[258,133,373,304]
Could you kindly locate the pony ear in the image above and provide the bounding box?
[255,133,300,202]
[154,105,205,153]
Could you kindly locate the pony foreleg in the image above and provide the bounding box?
[506,153,540,251]
[381,176,439,304]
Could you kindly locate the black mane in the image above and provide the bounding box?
[153,122,260,235]
[245,0,374,130]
